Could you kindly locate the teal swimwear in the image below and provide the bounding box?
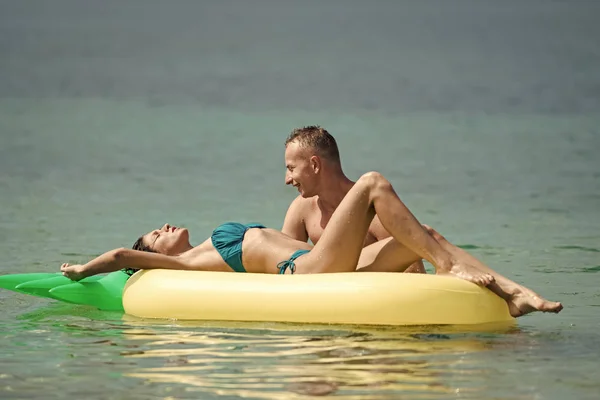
[211,222,266,272]
[212,222,311,274]
[277,249,310,274]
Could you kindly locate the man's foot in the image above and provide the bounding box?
[439,262,495,286]
[507,293,563,317]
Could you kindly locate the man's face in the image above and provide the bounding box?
[284,141,319,198]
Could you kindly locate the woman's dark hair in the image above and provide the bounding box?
[132,236,157,253]
[123,236,157,277]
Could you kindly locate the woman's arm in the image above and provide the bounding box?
[61,248,191,281]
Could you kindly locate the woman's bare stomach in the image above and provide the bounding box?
[241,228,312,274]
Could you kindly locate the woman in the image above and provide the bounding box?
[61,172,562,317]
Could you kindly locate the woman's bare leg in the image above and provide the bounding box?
[424,226,563,317]
[301,172,493,285]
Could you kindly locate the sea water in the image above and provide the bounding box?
[1,1,599,399]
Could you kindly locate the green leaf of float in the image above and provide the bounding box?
[16,275,104,299]
[49,271,129,311]
[0,273,62,292]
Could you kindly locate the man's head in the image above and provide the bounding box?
[134,223,191,255]
[284,126,341,197]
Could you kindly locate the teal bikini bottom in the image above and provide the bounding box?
[211,222,310,274]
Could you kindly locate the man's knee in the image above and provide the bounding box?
[357,171,392,192]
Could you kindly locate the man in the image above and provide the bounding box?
[278,126,564,317]
[282,125,426,273]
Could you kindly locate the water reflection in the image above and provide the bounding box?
[4,304,518,399]
[116,318,516,399]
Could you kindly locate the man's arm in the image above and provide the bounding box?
[281,196,309,242]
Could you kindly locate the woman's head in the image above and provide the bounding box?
[134,223,192,255]
[132,236,156,252]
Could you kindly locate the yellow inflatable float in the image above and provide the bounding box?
[123,270,515,326]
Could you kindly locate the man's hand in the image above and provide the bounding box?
[60,263,87,281]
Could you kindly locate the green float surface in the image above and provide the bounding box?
[16,275,103,299]
[0,271,129,311]
[0,273,62,291]
[49,271,129,311]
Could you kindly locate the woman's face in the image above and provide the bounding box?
[141,223,190,255]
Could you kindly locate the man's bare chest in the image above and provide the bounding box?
[304,208,377,246]
[304,209,331,244]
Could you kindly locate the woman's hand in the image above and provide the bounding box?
[60,263,87,281]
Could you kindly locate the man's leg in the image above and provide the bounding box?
[355,223,562,317]
[404,260,427,274]
[423,225,563,317]
[299,172,493,285]
[298,171,561,316]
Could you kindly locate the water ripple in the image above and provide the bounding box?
[109,322,511,399]
[555,246,599,253]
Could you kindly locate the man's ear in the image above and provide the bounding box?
[310,155,321,174]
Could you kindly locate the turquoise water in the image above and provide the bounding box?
[1,1,599,399]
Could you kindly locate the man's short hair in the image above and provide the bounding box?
[285,126,341,164]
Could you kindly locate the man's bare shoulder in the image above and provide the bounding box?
[288,194,317,214]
